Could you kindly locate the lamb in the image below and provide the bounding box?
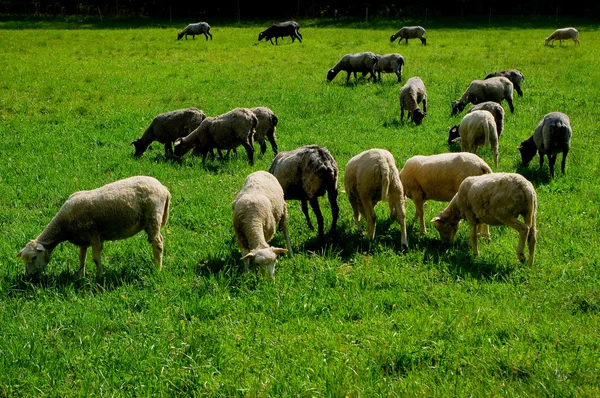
[431,173,537,265]
[248,106,279,156]
[232,171,292,280]
[373,53,404,82]
[399,76,427,125]
[327,52,379,84]
[177,22,212,41]
[399,152,493,236]
[451,76,514,115]
[448,110,499,168]
[390,26,427,45]
[258,21,302,45]
[485,69,525,97]
[131,107,206,158]
[173,107,258,166]
[545,27,580,46]
[269,145,339,240]
[518,111,572,177]
[344,149,408,249]
[17,176,171,278]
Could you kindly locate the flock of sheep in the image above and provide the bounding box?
[16,22,579,280]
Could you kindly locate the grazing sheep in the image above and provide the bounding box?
[269,145,339,240]
[545,27,580,46]
[232,171,292,280]
[399,76,427,125]
[432,173,537,264]
[485,69,525,97]
[17,176,171,278]
[344,149,408,249]
[374,53,405,82]
[258,21,302,45]
[451,76,514,115]
[173,107,258,166]
[248,106,279,156]
[400,152,493,236]
[448,110,499,168]
[177,22,212,41]
[132,107,206,158]
[390,26,427,45]
[465,101,505,138]
[518,111,572,177]
[327,52,379,83]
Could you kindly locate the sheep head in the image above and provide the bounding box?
[420,37,427,45]
[258,32,266,41]
[448,125,460,144]
[17,240,51,276]
[326,69,339,82]
[517,138,537,167]
[431,215,459,244]
[177,32,184,40]
[242,247,288,280]
[131,138,147,157]
[451,100,466,116]
[173,138,193,158]
[412,109,426,125]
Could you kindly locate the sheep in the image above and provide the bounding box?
[448,110,499,168]
[399,76,427,125]
[248,106,279,156]
[465,101,505,138]
[232,171,292,280]
[344,148,408,249]
[327,52,379,84]
[258,21,302,45]
[431,172,537,265]
[269,145,339,240]
[485,69,525,97]
[177,22,212,41]
[399,152,493,236]
[173,107,258,166]
[390,26,427,45]
[451,76,514,115]
[17,176,171,278]
[545,27,580,46]
[131,107,206,158]
[518,111,572,177]
[373,53,405,82]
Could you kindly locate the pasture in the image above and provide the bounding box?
[1,17,599,396]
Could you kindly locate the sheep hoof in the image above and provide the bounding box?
[517,253,526,263]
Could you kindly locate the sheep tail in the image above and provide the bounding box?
[380,164,391,202]
[161,194,171,228]
[271,113,279,127]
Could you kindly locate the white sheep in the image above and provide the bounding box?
[173,107,258,165]
[518,111,572,177]
[485,69,525,97]
[448,110,499,168]
[399,76,427,125]
[344,148,408,249]
[399,152,493,236]
[466,101,505,138]
[132,107,206,158]
[232,171,292,280]
[248,106,279,155]
[17,176,171,278]
[545,27,580,46]
[432,173,537,264]
[269,145,339,240]
[373,53,404,82]
[390,26,426,45]
[177,22,213,41]
[451,76,514,115]
[327,52,379,83]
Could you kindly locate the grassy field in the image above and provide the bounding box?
[1,16,599,396]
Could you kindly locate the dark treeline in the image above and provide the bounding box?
[2,0,599,19]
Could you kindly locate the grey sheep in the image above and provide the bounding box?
[374,53,405,82]
[269,145,339,240]
[232,171,292,280]
[258,21,302,45]
[327,52,379,83]
[485,69,525,97]
[177,22,212,41]
[432,173,537,264]
[17,176,171,278]
[451,76,514,115]
[518,111,572,177]
[399,76,427,125]
[545,27,580,46]
[248,106,279,156]
[173,107,258,166]
[390,26,426,45]
[132,107,206,158]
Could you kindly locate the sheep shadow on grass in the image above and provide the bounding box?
[515,162,551,186]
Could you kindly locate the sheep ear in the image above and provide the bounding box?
[16,248,23,257]
[431,216,442,223]
[36,243,45,251]
[271,247,288,256]
[241,251,256,260]
[451,137,462,143]
[174,139,181,146]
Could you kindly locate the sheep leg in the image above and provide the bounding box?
[527,215,537,265]
[478,224,491,239]
[279,217,293,256]
[77,246,88,276]
[258,139,267,156]
[539,152,545,171]
[241,142,255,166]
[266,132,278,154]
[422,98,427,114]
[360,195,377,240]
[301,200,314,230]
[346,72,351,83]
[309,198,325,240]
[515,85,523,97]
[507,97,514,113]
[396,71,402,82]
[468,222,480,257]
[328,188,339,236]
[414,199,426,235]
[400,106,405,121]
[164,142,173,158]
[91,240,104,278]
[548,154,557,177]
[503,217,530,263]
[393,200,409,249]
[349,195,363,234]
[148,230,164,270]
[561,149,568,175]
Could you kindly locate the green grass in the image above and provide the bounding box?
[1,17,599,396]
